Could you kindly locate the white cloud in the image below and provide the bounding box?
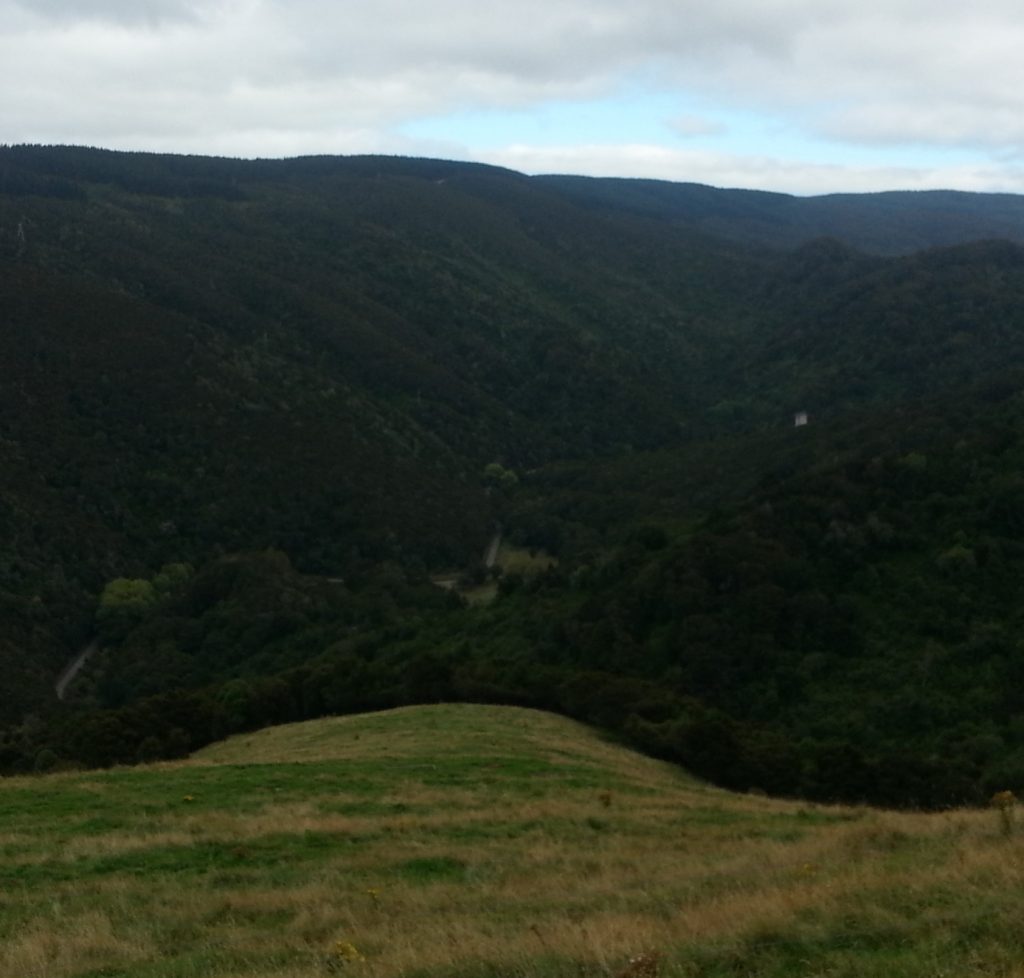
[821,103,1024,153]
[3,1,1024,192]
[11,0,219,26]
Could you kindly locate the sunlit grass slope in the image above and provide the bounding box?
[3,704,1024,977]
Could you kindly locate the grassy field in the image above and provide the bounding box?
[3,704,1024,978]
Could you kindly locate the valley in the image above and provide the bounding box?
[4,146,1024,810]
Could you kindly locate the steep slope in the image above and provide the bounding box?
[689,237,1024,431]
[0,262,493,722]
[0,147,769,720]
[483,370,1024,806]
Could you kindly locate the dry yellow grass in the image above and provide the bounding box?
[1,704,1022,977]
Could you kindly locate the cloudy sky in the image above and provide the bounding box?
[3,0,1024,195]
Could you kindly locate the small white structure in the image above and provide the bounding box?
[794,411,809,428]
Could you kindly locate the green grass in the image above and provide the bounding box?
[2,704,1023,977]
[494,543,557,577]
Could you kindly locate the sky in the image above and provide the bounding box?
[4,0,1024,195]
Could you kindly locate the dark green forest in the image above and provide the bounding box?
[6,145,1024,807]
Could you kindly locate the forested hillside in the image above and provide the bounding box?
[540,175,1024,254]
[0,146,761,722]
[6,145,1024,806]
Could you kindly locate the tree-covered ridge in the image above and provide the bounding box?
[11,144,1024,252]
[538,174,1024,254]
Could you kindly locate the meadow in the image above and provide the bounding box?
[2,703,1023,977]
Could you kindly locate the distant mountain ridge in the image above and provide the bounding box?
[538,174,1024,254]
[6,144,1024,254]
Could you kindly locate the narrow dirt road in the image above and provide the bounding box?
[483,526,502,568]
[55,639,99,701]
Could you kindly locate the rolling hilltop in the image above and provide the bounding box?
[3,704,1023,978]
[6,147,1024,808]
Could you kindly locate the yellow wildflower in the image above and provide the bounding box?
[332,941,365,963]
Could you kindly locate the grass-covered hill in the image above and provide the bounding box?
[4,703,1024,978]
